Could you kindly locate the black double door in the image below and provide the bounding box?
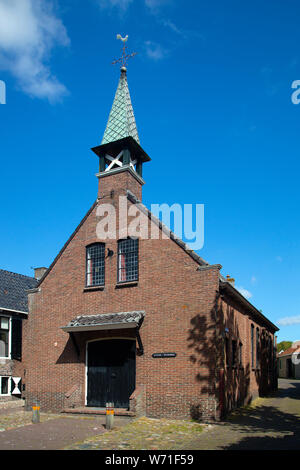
[87,339,136,408]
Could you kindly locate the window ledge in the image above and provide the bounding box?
[83,286,105,292]
[115,281,138,289]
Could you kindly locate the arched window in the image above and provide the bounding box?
[118,238,139,283]
[86,243,105,287]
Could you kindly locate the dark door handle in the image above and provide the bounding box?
[111,373,116,378]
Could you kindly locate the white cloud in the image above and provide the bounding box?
[96,0,133,10]
[144,40,168,60]
[160,19,185,37]
[0,0,70,102]
[236,286,253,300]
[145,0,170,12]
[95,0,169,13]
[277,315,300,327]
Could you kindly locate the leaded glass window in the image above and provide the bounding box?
[86,243,105,287]
[118,238,139,283]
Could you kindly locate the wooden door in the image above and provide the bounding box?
[87,339,136,408]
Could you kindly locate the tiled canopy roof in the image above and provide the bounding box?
[61,311,145,332]
[0,269,37,313]
[101,68,140,145]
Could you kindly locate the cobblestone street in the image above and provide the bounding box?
[195,378,300,450]
[0,379,299,450]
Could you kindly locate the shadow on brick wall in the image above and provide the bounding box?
[186,291,277,420]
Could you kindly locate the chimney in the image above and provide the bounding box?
[226,275,235,286]
[34,267,48,281]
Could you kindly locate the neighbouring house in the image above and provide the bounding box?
[278,341,300,379]
[0,269,38,400]
[23,63,279,421]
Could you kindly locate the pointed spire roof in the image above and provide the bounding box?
[101,67,140,145]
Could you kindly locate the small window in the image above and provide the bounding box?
[251,324,254,368]
[118,238,139,283]
[232,340,237,366]
[225,337,230,366]
[0,377,10,396]
[239,342,243,366]
[269,336,273,362]
[256,328,260,368]
[86,243,105,287]
[0,317,9,358]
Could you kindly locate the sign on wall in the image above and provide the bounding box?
[152,353,177,358]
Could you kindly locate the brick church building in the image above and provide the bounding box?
[23,57,278,421]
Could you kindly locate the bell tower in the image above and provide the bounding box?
[92,37,150,201]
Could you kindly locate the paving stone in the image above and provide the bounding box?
[0,379,299,450]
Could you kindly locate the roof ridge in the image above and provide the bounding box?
[77,310,145,319]
[0,268,35,280]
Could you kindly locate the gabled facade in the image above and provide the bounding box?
[0,269,37,399]
[23,63,279,421]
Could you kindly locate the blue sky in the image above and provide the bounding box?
[0,0,300,342]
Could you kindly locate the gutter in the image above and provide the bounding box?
[0,306,28,315]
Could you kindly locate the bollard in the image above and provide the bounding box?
[106,402,114,430]
[32,405,40,424]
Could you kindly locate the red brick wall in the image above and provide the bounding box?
[23,170,222,420]
[23,169,276,421]
[98,169,143,201]
[217,295,276,415]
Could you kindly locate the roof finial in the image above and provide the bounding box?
[112,34,137,71]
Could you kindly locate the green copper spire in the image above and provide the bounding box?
[92,40,151,179]
[101,66,140,145]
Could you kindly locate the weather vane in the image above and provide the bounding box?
[112,34,137,69]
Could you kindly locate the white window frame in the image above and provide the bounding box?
[0,376,11,396]
[0,315,12,359]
